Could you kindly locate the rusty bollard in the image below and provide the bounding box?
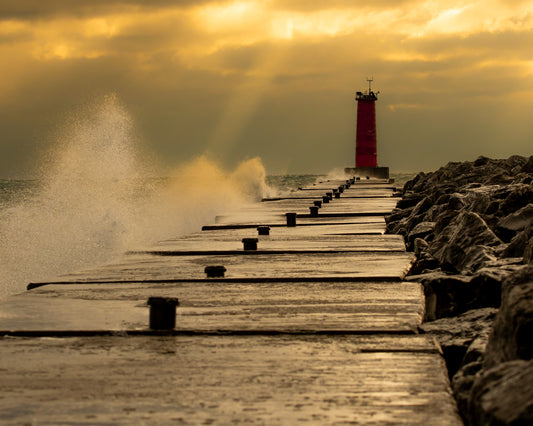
[286,212,297,227]
[205,265,226,278]
[313,200,322,208]
[257,226,270,235]
[147,297,179,330]
[242,238,258,250]
[309,206,319,216]
[322,196,329,204]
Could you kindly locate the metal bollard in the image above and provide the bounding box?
[309,206,319,216]
[242,238,258,250]
[257,226,270,235]
[334,192,340,198]
[147,297,179,330]
[286,212,297,227]
[313,200,322,208]
[322,196,329,204]
[338,186,344,193]
[205,265,226,278]
[326,192,333,200]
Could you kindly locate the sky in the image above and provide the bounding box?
[0,0,532,177]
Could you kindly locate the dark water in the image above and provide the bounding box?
[0,176,316,207]
[0,176,321,211]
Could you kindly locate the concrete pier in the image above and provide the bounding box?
[0,178,463,424]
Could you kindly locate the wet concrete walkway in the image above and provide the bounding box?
[0,177,463,424]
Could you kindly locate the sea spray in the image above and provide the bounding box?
[325,167,350,180]
[126,155,271,248]
[0,96,271,298]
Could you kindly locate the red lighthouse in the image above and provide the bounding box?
[355,78,378,167]
[345,78,389,179]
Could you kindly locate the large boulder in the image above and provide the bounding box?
[408,238,441,275]
[452,334,491,418]
[407,271,501,320]
[408,272,471,320]
[395,192,425,209]
[388,197,436,240]
[462,186,496,215]
[429,211,504,273]
[525,236,533,264]
[468,359,533,426]
[502,225,533,258]
[420,307,497,375]
[504,154,529,170]
[497,204,533,242]
[498,204,533,233]
[494,184,533,218]
[483,266,533,368]
[521,155,533,174]
[406,221,435,251]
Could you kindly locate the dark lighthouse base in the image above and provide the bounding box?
[344,166,389,179]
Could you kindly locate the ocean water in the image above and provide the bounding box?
[0,174,316,298]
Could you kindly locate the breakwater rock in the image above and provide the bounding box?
[386,155,533,425]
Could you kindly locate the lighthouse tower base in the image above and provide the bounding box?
[344,166,389,180]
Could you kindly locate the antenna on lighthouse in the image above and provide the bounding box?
[367,77,373,94]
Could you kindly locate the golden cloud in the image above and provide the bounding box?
[0,0,532,176]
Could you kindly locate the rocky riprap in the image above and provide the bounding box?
[386,155,533,425]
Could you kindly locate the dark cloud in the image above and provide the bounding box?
[271,0,418,12]
[0,30,32,44]
[499,0,533,5]
[0,0,216,20]
[0,50,237,176]
[96,16,201,55]
[406,29,533,59]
